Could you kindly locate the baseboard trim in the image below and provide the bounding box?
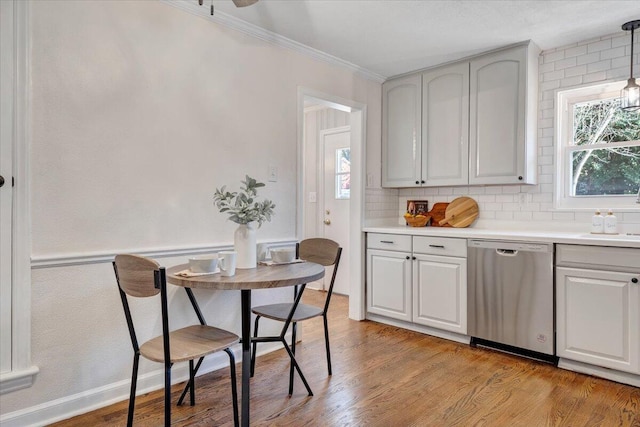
[0,342,285,427]
[365,313,471,345]
[558,358,640,387]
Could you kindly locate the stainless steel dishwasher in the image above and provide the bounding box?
[467,239,556,363]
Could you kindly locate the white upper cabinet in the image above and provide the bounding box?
[381,42,539,188]
[469,44,538,185]
[422,62,469,187]
[382,74,422,187]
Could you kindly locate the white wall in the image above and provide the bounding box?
[0,0,381,423]
[366,31,640,228]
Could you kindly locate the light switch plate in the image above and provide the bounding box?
[309,192,317,203]
[268,165,278,182]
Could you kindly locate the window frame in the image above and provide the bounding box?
[555,80,640,211]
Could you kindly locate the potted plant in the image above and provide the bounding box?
[213,175,275,268]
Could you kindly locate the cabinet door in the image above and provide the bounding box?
[367,249,412,321]
[413,254,467,334]
[469,46,527,185]
[382,74,422,187]
[556,267,640,374]
[422,62,469,186]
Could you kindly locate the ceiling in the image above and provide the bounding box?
[198,0,640,79]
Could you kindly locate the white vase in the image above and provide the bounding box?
[234,223,257,269]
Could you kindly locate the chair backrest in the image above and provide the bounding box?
[296,238,342,313]
[114,254,161,298]
[297,238,340,267]
[114,254,170,362]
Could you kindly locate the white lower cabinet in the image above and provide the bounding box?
[556,244,640,375]
[366,233,467,335]
[556,267,640,374]
[413,254,467,334]
[366,233,413,321]
[367,249,412,322]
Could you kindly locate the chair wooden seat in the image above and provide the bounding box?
[140,325,239,363]
[252,303,323,323]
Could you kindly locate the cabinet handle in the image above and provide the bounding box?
[421,180,425,184]
[380,240,395,244]
[518,176,523,180]
[412,256,416,260]
[415,180,420,185]
[632,278,638,284]
[406,256,410,260]
[429,244,445,249]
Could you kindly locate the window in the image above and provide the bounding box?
[555,81,640,210]
[334,148,350,199]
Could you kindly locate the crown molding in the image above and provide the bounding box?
[161,0,386,83]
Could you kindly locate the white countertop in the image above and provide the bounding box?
[363,220,640,249]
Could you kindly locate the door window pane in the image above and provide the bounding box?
[335,148,350,199]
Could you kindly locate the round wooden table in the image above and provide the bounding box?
[167,262,325,427]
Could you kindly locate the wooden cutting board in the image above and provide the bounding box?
[427,202,450,227]
[438,197,479,227]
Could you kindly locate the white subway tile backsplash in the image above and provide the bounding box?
[544,50,565,63]
[587,59,611,73]
[540,165,555,175]
[543,70,564,81]
[483,202,502,211]
[560,76,583,87]
[552,212,575,221]
[564,45,588,58]
[583,71,607,83]
[514,211,533,221]
[532,212,553,221]
[537,174,552,184]
[496,194,515,203]
[501,186,521,194]
[495,211,514,220]
[540,80,561,92]
[600,46,626,60]
[587,39,612,53]
[554,57,578,70]
[576,52,601,66]
[621,212,640,223]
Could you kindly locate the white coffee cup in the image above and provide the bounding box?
[189,255,219,273]
[256,243,270,262]
[218,251,237,277]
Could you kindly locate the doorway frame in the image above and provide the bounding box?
[297,87,366,320]
[0,0,38,394]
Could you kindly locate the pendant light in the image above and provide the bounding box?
[620,20,640,111]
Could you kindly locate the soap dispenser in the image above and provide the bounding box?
[604,209,618,234]
[591,210,604,234]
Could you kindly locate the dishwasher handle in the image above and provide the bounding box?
[496,248,518,256]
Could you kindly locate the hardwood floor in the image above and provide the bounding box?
[51,290,640,427]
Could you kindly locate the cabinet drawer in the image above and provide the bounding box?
[557,244,640,273]
[413,236,467,257]
[367,233,412,252]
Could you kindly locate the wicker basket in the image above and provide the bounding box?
[405,215,430,227]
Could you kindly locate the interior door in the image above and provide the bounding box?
[321,127,350,296]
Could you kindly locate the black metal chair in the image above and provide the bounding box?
[114,254,239,427]
[250,238,342,395]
